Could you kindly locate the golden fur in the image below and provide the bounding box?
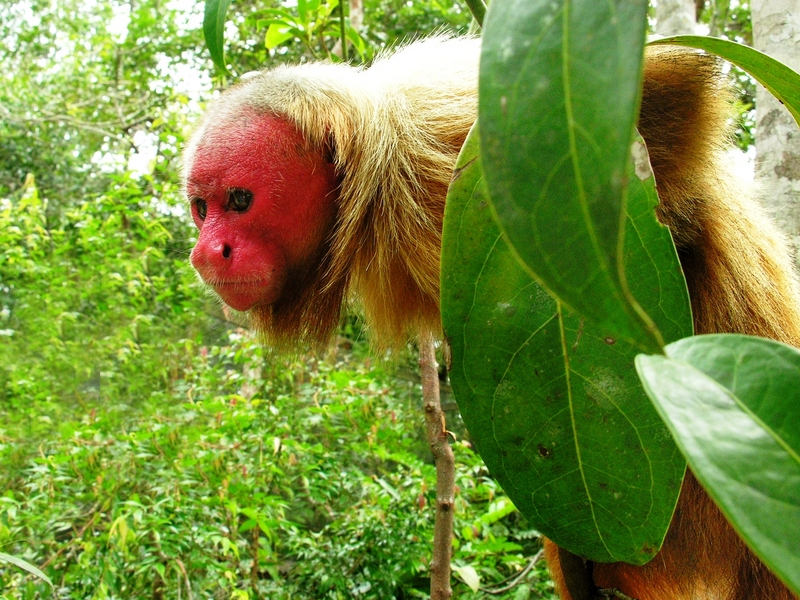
[185,38,800,598]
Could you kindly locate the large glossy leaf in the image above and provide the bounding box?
[441,127,689,563]
[651,36,800,127]
[636,335,800,595]
[479,0,661,353]
[203,0,231,75]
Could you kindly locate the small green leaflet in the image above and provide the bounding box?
[203,0,232,75]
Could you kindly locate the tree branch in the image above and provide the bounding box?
[420,335,455,600]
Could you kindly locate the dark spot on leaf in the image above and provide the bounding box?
[538,445,551,458]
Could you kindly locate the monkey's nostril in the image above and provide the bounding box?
[222,244,232,259]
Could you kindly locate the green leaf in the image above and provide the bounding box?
[257,18,296,30]
[441,126,688,563]
[651,36,800,127]
[265,23,296,50]
[479,498,516,525]
[479,0,661,352]
[319,0,337,16]
[0,553,53,587]
[452,563,481,592]
[203,0,231,75]
[346,26,368,60]
[254,8,297,20]
[636,334,800,595]
[297,0,308,22]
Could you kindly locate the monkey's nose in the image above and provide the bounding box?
[190,235,236,273]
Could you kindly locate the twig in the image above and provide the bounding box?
[598,588,638,600]
[174,558,194,600]
[420,335,455,600]
[481,548,543,594]
[40,507,100,569]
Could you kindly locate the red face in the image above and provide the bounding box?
[187,112,339,312]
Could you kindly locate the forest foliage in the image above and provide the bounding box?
[0,1,551,598]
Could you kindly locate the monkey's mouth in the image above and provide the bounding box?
[211,279,280,312]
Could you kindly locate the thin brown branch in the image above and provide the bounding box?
[39,504,101,569]
[598,588,638,600]
[0,111,120,139]
[420,335,455,600]
[481,548,544,594]
[174,558,194,600]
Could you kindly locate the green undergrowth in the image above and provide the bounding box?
[0,332,555,599]
[0,172,554,599]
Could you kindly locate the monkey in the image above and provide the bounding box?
[185,37,478,351]
[183,36,800,599]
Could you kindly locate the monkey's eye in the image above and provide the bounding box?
[193,198,208,220]
[227,188,254,213]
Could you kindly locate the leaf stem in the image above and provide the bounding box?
[463,0,486,28]
[337,0,349,61]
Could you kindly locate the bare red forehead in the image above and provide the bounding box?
[188,110,313,190]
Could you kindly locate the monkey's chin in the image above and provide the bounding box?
[213,281,281,312]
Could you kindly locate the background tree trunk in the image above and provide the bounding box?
[655,0,697,36]
[752,0,800,267]
[349,0,363,34]
[332,0,363,59]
